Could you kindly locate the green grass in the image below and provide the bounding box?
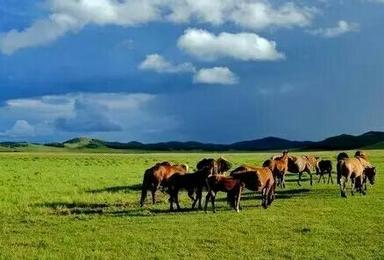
[0,151,383,259]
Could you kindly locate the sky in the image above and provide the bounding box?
[0,0,384,143]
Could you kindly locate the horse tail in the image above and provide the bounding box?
[140,169,151,207]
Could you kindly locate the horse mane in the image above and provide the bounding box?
[354,151,368,160]
[337,152,349,161]
[217,157,232,173]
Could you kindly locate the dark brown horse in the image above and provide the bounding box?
[196,157,232,175]
[140,162,188,207]
[316,160,333,184]
[230,166,275,208]
[204,175,244,213]
[168,167,213,211]
[336,152,349,185]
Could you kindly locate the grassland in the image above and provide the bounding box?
[0,151,383,259]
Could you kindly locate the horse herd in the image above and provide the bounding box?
[140,151,377,212]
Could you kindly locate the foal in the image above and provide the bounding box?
[167,167,212,211]
[204,175,244,213]
[316,160,333,184]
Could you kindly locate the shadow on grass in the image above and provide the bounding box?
[36,202,129,215]
[36,188,314,217]
[87,184,142,194]
[215,188,311,203]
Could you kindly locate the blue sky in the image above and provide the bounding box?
[0,0,383,143]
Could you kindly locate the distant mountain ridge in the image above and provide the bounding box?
[2,131,384,151]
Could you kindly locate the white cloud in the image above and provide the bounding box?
[0,120,36,137]
[0,0,315,54]
[230,2,313,30]
[193,67,238,85]
[178,28,285,61]
[139,54,196,73]
[310,20,359,38]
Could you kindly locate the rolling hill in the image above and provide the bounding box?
[2,131,384,152]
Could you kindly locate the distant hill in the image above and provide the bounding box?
[306,131,384,150]
[2,131,384,152]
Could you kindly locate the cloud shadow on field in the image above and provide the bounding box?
[86,184,142,193]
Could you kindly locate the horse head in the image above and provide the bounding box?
[365,167,376,185]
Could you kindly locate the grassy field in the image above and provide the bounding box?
[0,151,383,259]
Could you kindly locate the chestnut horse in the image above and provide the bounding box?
[204,175,244,213]
[230,166,275,208]
[267,151,289,188]
[140,162,188,207]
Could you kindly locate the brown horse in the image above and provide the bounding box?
[168,166,213,211]
[140,162,188,207]
[204,175,244,213]
[230,166,275,208]
[339,155,375,197]
[288,155,313,186]
[268,151,289,188]
[305,155,320,172]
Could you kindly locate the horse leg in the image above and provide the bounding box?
[235,187,242,212]
[318,173,322,183]
[261,187,268,209]
[282,172,286,189]
[211,192,216,213]
[197,187,203,210]
[140,185,148,207]
[151,181,160,204]
[328,171,334,184]
[351,177,355,196]
[175,190,181,211]
[297,172,302,186]
[204,192,211,212]
[308,170,313,186]
[340,176,347,198]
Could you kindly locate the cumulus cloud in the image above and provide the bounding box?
[230,2,313,30]
[139,54,196,73]
[193,67,238,85]
[0,120,36,137]
[178,28,285,61]
[310,20,359,38]
[0,0,314,54]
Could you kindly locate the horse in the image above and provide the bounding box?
[287,155,313,186]
[316,160,333,184]
[362,166,377,192]
[140,162,188,207]
[230,166,275,209]
[304,155,320,172]
[168,166,213,211]
[267,150,289,188]
[204,175,244,213]
[339,155,375,197]
[336,152,349,185]
[196,157,232,175]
